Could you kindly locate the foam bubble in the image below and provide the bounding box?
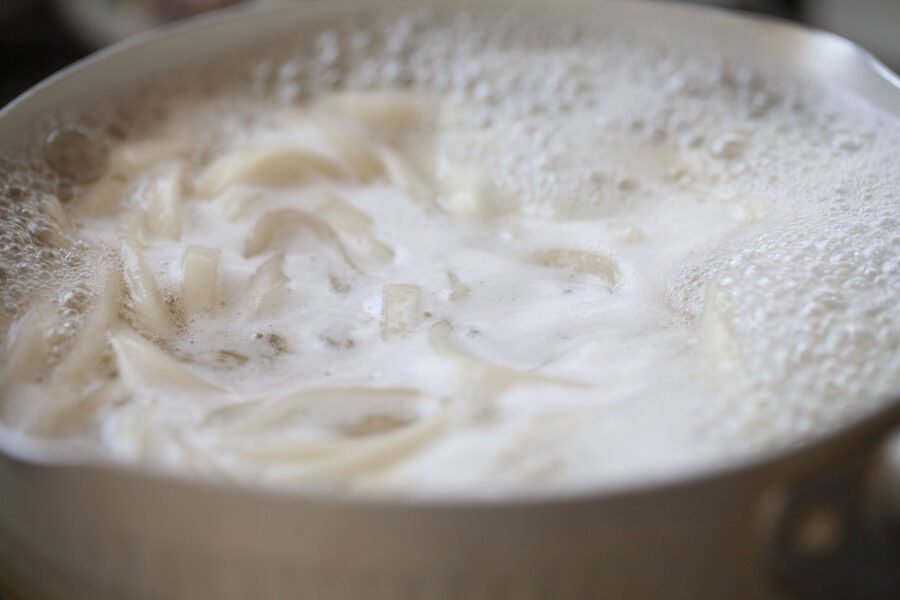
[44,126,108,184]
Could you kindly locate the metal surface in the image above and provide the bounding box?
[0,1,899,598]
[766,448,900,599]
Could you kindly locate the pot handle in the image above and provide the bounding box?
[765,427,900,599]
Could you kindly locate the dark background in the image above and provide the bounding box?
[1,1,87,107]
[1,0,898,108]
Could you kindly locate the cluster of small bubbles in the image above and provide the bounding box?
[697,208,900,447]
[0,3,895,481]
[43,319,77,365]
[119,298,142,334]
[59,284,94,314]
[0,98,106,325]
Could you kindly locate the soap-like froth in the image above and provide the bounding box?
[0,5,898,497]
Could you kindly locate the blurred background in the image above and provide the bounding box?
[1,0,898,107]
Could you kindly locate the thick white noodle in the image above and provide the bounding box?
[181,245,220,313]
[138,162,184,240]
[120,237,172,333]
[110,328,223,392]
[196,145,346,197]
[248,252,289,315]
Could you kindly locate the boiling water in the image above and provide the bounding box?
[1,5,898,496]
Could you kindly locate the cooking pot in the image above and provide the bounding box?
[1,1,899,598]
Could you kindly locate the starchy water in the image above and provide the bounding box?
[1,5,898,496]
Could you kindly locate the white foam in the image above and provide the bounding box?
[0,6,898,497]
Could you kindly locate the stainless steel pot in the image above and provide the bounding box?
[1,2,899,598]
